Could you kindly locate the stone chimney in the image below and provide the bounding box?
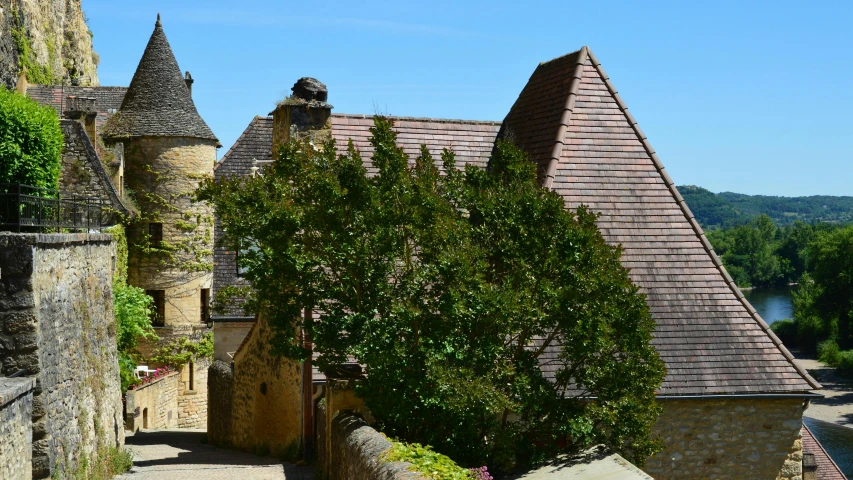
[270,77,333,157]
[185,71,193,97]
[802,452,817,480]
[64,96,98,140]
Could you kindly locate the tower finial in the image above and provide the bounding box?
[156,13,161,27]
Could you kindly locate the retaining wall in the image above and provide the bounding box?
[0,376,36,480]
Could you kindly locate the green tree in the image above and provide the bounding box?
[0,87,63,190]
[805,226,853,348]
[706,214,784,288]
[199,118,665,470]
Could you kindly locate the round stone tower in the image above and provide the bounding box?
[103,14,218,328]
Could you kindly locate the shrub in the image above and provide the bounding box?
[0,87,63,190]
[837,351,853,377]
[384,440,476,480]
[771,319,798,347]
[817,339,841,366]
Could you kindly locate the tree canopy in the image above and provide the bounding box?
[0,87,63,190]
[199,118,665,470]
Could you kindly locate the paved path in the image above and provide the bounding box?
[119,429,316,480]
[791,350,853,429]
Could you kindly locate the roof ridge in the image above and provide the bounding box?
[215,115,264,173]
[539,47,587,67]
[332,113,502,125]
[584,48,820,391]
[542,46,588,189]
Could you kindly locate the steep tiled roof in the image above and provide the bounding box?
[803,423,848,480]
[502,46,819,395]
[101,15,217,142]
[27,85,127,131]
[213,114,501,315]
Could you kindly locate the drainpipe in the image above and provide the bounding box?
[302,308,314,460]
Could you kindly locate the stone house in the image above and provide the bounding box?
[211,47,830,479]
[21,15,217,430]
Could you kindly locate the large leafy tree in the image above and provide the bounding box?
[199,118,665,469]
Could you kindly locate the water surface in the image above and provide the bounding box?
[742,285,795,325]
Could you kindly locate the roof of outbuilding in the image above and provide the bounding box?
[26,85,127,131]
[101,15,217,143]
[803,423,848,480]
[502,46,818,395]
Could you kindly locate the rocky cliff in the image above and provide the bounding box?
[0,0,98,89]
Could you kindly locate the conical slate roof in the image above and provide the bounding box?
[102,15,217,142]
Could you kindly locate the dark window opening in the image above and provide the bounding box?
[189,360,195,391]
[148,223,163,247]
[146,289,165,326]
[260,382,267,395]
[200,288,210,323]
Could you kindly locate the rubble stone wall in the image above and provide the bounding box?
[0,376,35,480]
[646,398,805,480]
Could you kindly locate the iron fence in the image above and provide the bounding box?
[0,183,106,232]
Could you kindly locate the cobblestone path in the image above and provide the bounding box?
[119,429,316,480]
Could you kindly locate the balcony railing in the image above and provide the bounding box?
[0,183,106,232]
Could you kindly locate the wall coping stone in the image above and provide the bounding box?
[0,376,36,407]
[0,232,113,245]
[128,371,179,393]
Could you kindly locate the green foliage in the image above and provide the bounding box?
[0,88,63,190]
[199,117,665,471]
[152,332,214,368]
[680,185,853,228]
[770,319,798,348]
[817,339,841,366]
[384,440,475,480]
[706,214,786,288]
[10,22,58,85]
[106,225,129,284]
[805,225,853,348]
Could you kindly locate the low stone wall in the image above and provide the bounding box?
[0,376,36,480]
[124,372,179,432]
[316,405,424,480]
[207,360,234,446]
[177,358,210,429]
[0,233,125,479]
[646,397,805,480]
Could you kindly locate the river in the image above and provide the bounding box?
[742,286,853,478]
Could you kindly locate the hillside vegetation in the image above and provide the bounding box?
[679,185,853,229]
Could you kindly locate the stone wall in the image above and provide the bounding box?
[207,315,302,457]
[0,233,124,479]
[212,320,253,362]
[0,376,36,480]
[646,398,805,480]
[124,372,179,432]
[122,136,216,327]
[58,119,128,218]
[316,405,424,480]
[176,358,209,429]
[207,360,233,445]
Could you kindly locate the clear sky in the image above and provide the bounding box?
[85,0,852,196]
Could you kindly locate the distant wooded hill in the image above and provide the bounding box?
[678,186,853,229]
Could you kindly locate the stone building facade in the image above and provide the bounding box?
[213,49,824,479]
[0,233,124,479]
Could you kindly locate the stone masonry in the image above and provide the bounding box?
[0,376,36,480]
[646,398,805,480]
[125,372,178,432]
[0,233,124,479]
[176,357,209,429]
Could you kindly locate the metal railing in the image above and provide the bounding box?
[0,183,106,232]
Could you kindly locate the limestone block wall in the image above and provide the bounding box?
[315,405,424,480]
[213,320,253,362]
[176,358,209,429]
[0,376,36,480]
[123,136,216,327]
[646,398,805,480]
[207,316,302,457]
[124,372,179,432]
[0,233,124,479]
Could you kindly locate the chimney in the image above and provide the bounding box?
[64,96,98,140]
[185,71,194,97]
[270,77,333,157]
[802,452,817,480]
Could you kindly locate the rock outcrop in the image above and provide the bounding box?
[0,0,99,89]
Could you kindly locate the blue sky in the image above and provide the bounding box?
[85,0,852,196]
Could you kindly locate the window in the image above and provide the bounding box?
[146,289,165,326]
[148,223,163,247]
[200,288,210,323]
